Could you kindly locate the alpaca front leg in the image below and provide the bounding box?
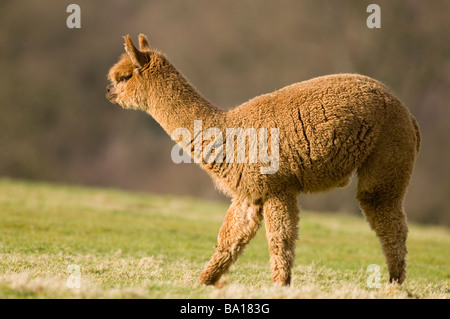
[199,197,263,286]
[263,193,299,285]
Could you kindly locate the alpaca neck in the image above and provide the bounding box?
[144,67,224,136]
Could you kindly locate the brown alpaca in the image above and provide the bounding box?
[106,34,421,286]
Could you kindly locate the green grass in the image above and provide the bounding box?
[0,178,448,298]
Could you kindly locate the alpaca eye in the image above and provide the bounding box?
[119,75,132,82]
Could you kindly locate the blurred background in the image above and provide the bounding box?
[0,0,449,225]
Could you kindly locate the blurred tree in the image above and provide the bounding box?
[0,0,449,225]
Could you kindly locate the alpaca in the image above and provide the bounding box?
[106,34,421,286]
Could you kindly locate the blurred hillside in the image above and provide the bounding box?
[0,1,449,225]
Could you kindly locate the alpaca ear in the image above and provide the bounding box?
[123,35,147,69]
[138,34,151,51]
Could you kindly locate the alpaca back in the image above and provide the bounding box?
[222,74,408,194]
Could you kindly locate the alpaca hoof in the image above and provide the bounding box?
[215,280,227,288]
[389,276,405,285]
[199,273,219,286]
[199,278,215,286]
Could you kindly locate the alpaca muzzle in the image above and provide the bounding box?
[105,84,117,103]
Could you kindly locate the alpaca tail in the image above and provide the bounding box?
[411,115,421,154]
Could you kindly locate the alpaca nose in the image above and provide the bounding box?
[106,84,113,93]
[105,84,117,102]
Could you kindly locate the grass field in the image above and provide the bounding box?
[0,178,448,298]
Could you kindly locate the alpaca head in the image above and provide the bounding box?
[106,34,169,111]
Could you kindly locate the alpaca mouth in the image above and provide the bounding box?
[105,92,117,104]
[105,85,118,104]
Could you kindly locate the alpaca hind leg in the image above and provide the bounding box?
[263,193,299,285]
[357,189,408,284]
[199,197,263,286]
[357,155,413,284]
